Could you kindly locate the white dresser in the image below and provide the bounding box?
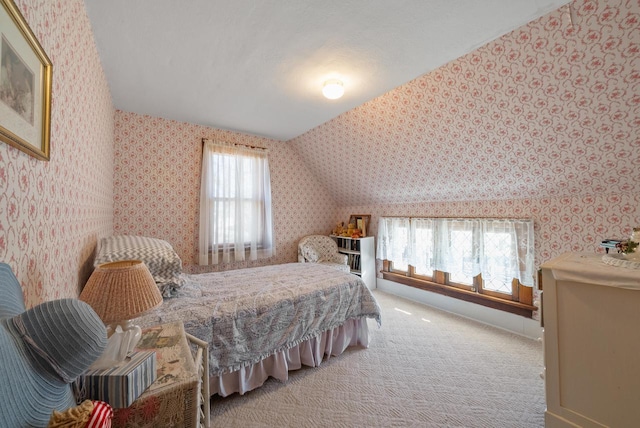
[540,252,640,427]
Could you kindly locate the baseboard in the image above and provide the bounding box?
[375,278,543,340]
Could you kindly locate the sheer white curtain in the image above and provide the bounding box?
[433,218,481,282]
[198,139,275,265]
[410,218,435,275]
[377,217,411,270]
[480,219,535,286]
[379,217,535,286]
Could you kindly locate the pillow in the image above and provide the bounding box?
[94,235,184,297]
[302,244,321,263]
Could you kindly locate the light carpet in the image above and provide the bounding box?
[210,290,545,427]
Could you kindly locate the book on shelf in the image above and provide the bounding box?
[347,254,361,271]
[332,236,362,252]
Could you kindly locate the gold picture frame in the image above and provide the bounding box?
[0,0,52,160]
[349,214,371,237]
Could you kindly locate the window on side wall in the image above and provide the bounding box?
[198,139,275,265]
[377,216,535,317]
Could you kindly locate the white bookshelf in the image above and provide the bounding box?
[330,235,375,290]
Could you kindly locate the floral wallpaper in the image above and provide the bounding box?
[114,0,640,282]
[0,0,114,307]
[338,191,640,282]
[291,0,639,208]
[4,0,636,312]
[113,110,337,273]
[292,0,640,274]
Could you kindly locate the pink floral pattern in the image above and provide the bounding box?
[0,0,113,307]
[291,1,638,207]
[292,0,640,274]
[2,0,639,309]
[113,111,337,274]
[337,192,640,280]
[114,0,639,278]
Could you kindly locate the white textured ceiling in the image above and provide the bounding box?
[85,0,568,141]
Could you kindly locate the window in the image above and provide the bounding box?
[198,139,275,265]
[378,217,410,272]
[411,218,434,278]
[378,217,536,317]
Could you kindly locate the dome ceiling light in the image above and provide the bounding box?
[322,79,344,100]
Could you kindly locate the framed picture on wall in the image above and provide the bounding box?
[0,0,52,160]
[349,214,371,237]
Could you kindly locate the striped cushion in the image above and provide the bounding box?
[94,235,184,297]
[47,400,112,427]
[86,401,113,428]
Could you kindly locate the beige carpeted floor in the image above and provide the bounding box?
[210,290,545,428]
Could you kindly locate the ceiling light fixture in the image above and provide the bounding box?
[322,79,344,100]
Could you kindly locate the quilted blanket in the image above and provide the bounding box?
[138,263,381,376]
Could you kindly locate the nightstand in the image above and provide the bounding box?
[112,321,209,428]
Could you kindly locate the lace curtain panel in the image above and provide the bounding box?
[377,217,411,271]
[377,217,535,286]
[199,139,275,265]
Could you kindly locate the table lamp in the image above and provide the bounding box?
[80,260,162,358]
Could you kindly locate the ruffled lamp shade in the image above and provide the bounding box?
[80,260,162,357]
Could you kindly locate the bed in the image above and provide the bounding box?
[94,236,382,397]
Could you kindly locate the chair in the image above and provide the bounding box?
[298,235,350,273]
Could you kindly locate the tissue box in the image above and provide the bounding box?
[82,351,157,408]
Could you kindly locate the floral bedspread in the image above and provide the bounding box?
[138,263,381,376]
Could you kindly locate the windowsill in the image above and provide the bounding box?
[381,271,537,318]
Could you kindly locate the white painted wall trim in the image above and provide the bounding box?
[375,278,543,340]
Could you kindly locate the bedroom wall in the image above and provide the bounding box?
[113,110,337,273]
[0,0,114,307]
[292,0,640,275]
[338,192,640,280]
[112,0,638,280]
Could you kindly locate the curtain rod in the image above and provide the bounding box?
[201,138,267,151]
[379,216,533,221]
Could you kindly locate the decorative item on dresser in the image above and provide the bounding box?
[540,252,640,427]
[80,260,163,358]
[330,235,376,290]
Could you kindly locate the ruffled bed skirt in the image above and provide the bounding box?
[210,317,370,397]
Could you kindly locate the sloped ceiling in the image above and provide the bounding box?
[85,0,568,141]
[290,1,640,206]
[86,1,638,209]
